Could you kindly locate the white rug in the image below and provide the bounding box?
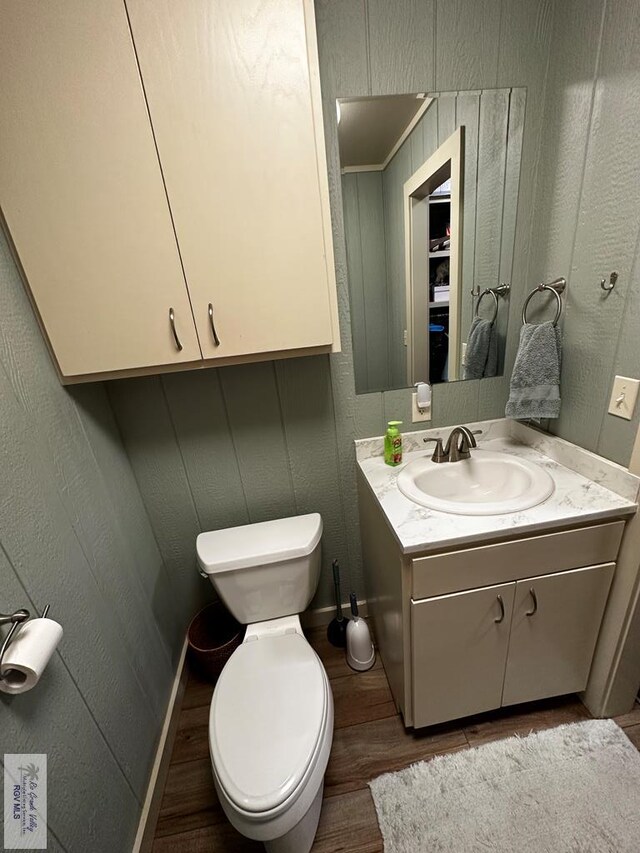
[369,719,640,852]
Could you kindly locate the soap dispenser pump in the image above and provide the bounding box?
[346,592,375,672]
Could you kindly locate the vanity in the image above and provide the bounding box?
[357,419,640,729]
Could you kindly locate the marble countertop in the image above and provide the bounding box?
[356,419,639,555]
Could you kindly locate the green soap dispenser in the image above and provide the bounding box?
[384,421,403,466]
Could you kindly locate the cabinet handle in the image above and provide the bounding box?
[494,594,505,623]
[208,303,221,347]
[525,587,538,616]
[169,307,183,351]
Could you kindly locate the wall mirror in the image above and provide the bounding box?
[337,88,525,394]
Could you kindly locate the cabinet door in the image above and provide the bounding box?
[502,563,615,707]
[126,0,337,360]
[0,0,201,378]
[411,583,515,728]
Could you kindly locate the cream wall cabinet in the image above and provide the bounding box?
[0,0,339,382]
[125,0,339,362]
[358,475,625,729]
[0,0,203,377]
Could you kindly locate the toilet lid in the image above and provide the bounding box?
[210,632,327,814]
[197,513,323,575]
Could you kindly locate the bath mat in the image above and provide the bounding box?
[369,719,640,852]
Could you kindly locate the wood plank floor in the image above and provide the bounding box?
[151,627,640,852]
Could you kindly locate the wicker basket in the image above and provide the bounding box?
[187,600,245,682]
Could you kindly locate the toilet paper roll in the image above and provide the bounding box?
[0,618,63,695]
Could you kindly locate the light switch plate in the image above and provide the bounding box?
[608,376,640,420]
[412,392,431,422]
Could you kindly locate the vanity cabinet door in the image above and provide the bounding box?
[0,0,202,379]
[502,563,615,707]
[411,582,515,728]
[126,0,339,361]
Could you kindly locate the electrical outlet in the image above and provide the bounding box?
[412,392,431,422]
[608,376,640,420]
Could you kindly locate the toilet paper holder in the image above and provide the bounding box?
[0,605,49,682]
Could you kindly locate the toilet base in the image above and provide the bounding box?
[263,782,324,853]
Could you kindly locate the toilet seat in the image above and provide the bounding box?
[210,631,330,818]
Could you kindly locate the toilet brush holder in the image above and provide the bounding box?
[346,592,375,672]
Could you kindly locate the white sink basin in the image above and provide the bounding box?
[397,449,555,515]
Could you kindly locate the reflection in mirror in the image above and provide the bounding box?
[338,89,525,394]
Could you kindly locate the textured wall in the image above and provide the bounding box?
[0,229,178,851]
[530,0,640,467]
[111,0,554,612]
[342,169,390,393]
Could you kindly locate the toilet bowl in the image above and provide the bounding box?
[197,513,333,853]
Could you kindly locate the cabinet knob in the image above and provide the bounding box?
[169,307,183,351]
[494,594,505,623]
[525,587,538,616]
[208,303,221,347]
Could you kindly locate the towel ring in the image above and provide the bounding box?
[522,284,563,327]
[475,288,499,325]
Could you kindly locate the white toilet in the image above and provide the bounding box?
[196,513,333,853]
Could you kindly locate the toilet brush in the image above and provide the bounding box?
[346,592,375,671]
[327,559,348,648]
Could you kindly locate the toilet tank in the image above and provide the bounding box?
[196,514,323,625]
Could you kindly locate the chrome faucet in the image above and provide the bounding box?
[423,426,482,463]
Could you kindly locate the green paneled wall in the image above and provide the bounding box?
[530,0,640,466]
[342,169,390,393]
[0,229,176,851]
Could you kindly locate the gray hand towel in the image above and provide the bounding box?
[463,317,498,379]
[505,321,562,419]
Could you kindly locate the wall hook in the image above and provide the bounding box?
[600,271,618,292]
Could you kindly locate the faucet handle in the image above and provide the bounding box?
[423,436,447,463]
[470,429,483,445]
